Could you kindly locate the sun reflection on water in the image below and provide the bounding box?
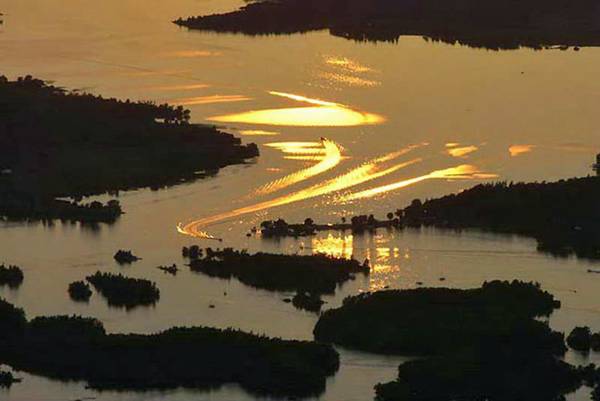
[312,234,354,259]
[256,139,343,195]
[340,164,498,201]
[177,147,421,237]
[208,91,384,127]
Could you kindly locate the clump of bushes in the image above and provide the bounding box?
[0,370,20,387]
[567,326,600,352]
[113,250,140,264]
[0,264,23,288]
[182,245,202,260]
[68,281,92,302]
[292,292,325,313]
[86,272,159,309]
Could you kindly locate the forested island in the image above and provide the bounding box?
[399,176,600,259]
[314,280,600,400]
[0,299,339,397]
[185,248,369,311]
[174,0,600,49]
[0,75,258,223]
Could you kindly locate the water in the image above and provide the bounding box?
[2,1,600,400]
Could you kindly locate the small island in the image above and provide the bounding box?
[85,272,160,309]
[174,0,600,50]
[0,299,339,398]
[113,250,141,265]
[186,247,369,294]
[185,248,369,311]
[0,75,258,223]
[68,281,92,302]
[0,264,24,288]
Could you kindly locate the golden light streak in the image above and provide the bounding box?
[268,91,340,107]
[177,153,422,237]
[256,139,342,195]
[208,91,384,127]
[173,95,251,105]
[239,129,280,136]
[324,56,374,73]
[447,145,478,158]
[319,72,380,87]
[151,83,210,91]
[341,165,498,201]
[168,50,222,58]
[509,144,535,157]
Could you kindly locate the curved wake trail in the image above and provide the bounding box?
[256,138,343,195]
[177,152,423,238]
[340,165,499,201]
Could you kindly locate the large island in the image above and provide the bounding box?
[0,75,258,223]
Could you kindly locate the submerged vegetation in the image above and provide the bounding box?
[174,0,600,49]
[0,299,339,397]
[86,272,159,309]
[186,248,369,299]
[398,176,600,259]
[0,75,258,223]
[0,264,23,288]
[314,280,598,400]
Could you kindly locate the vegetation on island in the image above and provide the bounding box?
[267,169,600,260]
[567,327,600,352]
[259,215,397,238]
[0,370,20,387]
[157,264,178,275]
[174,0,600,50]
[85,272,159,309]
[114,250,141,264]
[68,281,92,302]
[186,248,369,299]
[0,75,258,223]
[314,280,561,354]
[0,264,23,288]
[292,291,325,313]
[182,245,203,260]
[0,299,339,397]
[314,280,600,400]
[397,175,600,259]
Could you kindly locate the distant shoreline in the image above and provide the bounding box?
[174,0,600,50]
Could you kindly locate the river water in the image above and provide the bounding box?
[1,1,600,400]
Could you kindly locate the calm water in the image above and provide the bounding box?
[2,1,600,400]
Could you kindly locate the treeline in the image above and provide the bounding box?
[314,280,600,400]
[398,176,600,259]
[0,299,339,397]
[0,75,258,222]
[174,0,600,49]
